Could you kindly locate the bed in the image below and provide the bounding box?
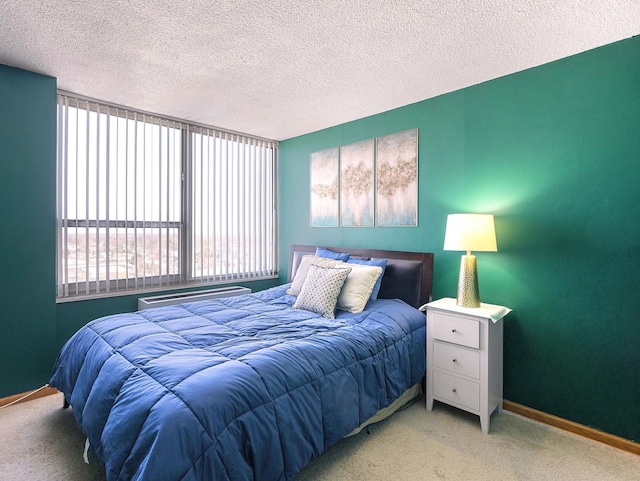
[50,244,434,481]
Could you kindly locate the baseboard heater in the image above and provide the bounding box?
[138,286,251,310]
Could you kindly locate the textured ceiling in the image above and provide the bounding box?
[1,1,639,140]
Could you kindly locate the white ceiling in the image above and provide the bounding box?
[1,1,639,141]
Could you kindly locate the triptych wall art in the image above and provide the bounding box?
[310,128,418,227]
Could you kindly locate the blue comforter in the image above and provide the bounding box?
[50,284,426,481]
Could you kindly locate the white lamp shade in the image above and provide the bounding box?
[443,214,497,252]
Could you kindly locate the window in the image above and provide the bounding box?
[56,93,277,300]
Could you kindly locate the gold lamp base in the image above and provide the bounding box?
[456,254,481,308]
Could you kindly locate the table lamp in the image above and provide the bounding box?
[443,213,497,308]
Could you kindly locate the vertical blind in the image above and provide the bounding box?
[189,128,276,283]
[56,93,277,299]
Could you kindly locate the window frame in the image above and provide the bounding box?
[56,92,278,301]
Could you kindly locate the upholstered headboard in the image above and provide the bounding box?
[287,244,434,309]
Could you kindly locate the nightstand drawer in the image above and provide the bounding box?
[433,371,480,412]
[433,341,480,379]
[430,312,479,348]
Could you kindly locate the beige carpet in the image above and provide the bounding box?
[1,393,638,480]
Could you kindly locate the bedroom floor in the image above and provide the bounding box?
[1,393,639,481]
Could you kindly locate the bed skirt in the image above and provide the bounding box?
[346,382,422,437]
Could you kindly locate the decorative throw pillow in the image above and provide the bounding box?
[287,255,341,296]
[347,258,388,300]
[315,246,350,262]
[289,251,307,281]
[335,262,383,313]
[293,264,352,319]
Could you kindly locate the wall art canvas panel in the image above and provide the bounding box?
[310,147,339,227]
[340,139,375,227]
[375,129,418,226]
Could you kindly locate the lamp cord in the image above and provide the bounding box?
[0,384,50,409]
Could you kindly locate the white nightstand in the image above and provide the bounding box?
[425,298,511,434]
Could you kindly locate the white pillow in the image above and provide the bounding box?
[287,254,341,296]
[335,262,383,313]
[293,264,352,319]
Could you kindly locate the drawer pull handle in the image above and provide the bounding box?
[452,358,457,363]
[452,388,457,393]
[451,329,457,333]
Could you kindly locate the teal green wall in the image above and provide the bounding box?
[278,37,640,442]
[0,65,57,397]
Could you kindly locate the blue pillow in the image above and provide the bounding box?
[347,257,388,300]
[315,246,350,262]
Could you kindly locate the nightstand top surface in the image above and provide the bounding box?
[426,297,511,322]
